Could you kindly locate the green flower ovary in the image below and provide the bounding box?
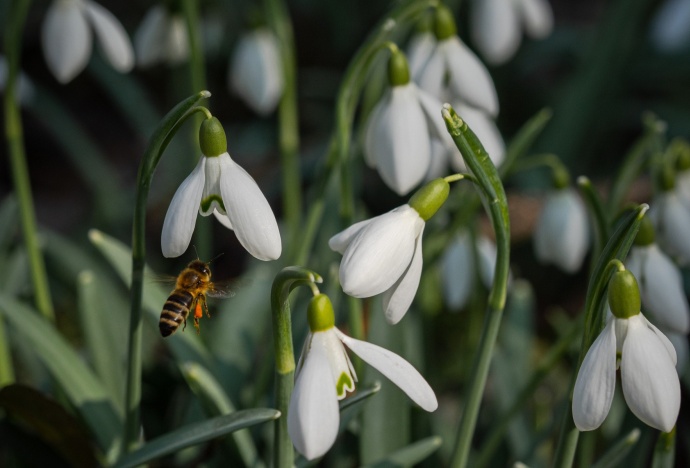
[608,269,641,319]
[336,371,354,398]
[307,294,335,332]
[199,116,228,157]
[409,178,450,221]
[200,194,225,213]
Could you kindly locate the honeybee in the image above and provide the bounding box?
[159,259,230,337]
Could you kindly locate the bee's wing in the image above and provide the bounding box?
[207,279,237,299]
[149,274,178,288]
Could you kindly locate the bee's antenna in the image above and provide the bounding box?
[208,252,225,265]
[192,245,199,260]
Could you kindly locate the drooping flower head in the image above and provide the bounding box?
[161,116,282,260]
[364,45,446,195]
[288,294,437,460]
[330,178,450,323]
[573,268,680,432]
[42,0,134,83]
[648,161,690,265]
[470,0,554,65]
[229,28,284,116]
[533,170,589,273]
[135,4,190,68]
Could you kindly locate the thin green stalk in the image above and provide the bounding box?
[442,105,511,468]
[270,267,323,468]
[577,176,610,262]
[265,0,302,258]
[0,315,14,386]
[3,0,54,322]
[652,427,676,468]
[121,92,211,455]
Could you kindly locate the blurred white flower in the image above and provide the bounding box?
[162,118,281,261]
[649,0,690,53]
[135,5,189,67]
[288,294,437,460]
[627,244,690,334]
[329,204,425,324]
[470,0,554,65]
[0,56,35,104]
[573,313,680,432]
[42,0,134,83]
[534,188,588,273]
[649,192,690,265]
[229,28,283,116]
[364,81,445,195]
[667,332,689,375]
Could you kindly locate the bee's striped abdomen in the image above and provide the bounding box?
[160,289,194,337]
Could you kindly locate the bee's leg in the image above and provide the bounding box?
[201,295,211,318]
[193,301,203,335]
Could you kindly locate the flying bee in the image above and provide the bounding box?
[159,259,231,337]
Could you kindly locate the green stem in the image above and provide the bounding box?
[651,427,676,468]
[0,314,14,386]
[264,0,302,258]
[3,0,54,322]
[443,105,511,468]
[121,91,211,454]
[270,267,323,468]
[577,176,610,262]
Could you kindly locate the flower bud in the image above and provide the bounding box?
[608,269,641,319]
[307,294,335,332]
[408,178,450,221]
[433,5,457,40]
[199,116,227,157]
[388,48,410,87]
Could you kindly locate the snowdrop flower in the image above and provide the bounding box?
[288,294,437,459]
[161,116,281,260]
[229,28,283,116]
[649,189,690,266]
[470,0,554,65]
[670,140,690,209]
[413,5,499,117]
[0,56,34,104]
[533,174,588,273]
[364,46,446,195]
[330,178,451,324]
[134,5,189,67]
[626,218,690,334]
[667,332,689,375]
[649,0,690,53]
[42,0,134,83]
[573,269,680,432]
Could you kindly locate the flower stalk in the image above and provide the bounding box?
[122,91,211,454]
[3,0,55,322]
[442,104,511,468]
[270,266,323,468]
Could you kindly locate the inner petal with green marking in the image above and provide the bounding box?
[336,371,354,398]
[200,194,225,214]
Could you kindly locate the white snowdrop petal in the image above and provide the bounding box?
[83,1,134,72]
[218,153,282,261]
[315,331,356,399]
[339,207,423,298]
[416,44,446,99]
[477,236,498,288]
[230,29,283,116]
[643,315,678,365]
[288,340,340,460]
[337,331,438,411]
[441,231,475,310]
[667,332,688,375]
[471,0,521,65]
[161,158,206,258]
[212,209,233,230]
[383,226,425,324]
[518,0,554,39]
[42,0,92,83]
[415,87,449,140]
[425,139,451,182]
[134,5,167,67]
[443,37,499,117]
[621,315,680,432]
[363,94,388,169]
[165,15,190,65]
[407,32,436,78]
[653,193,690,264]
[649,0,690,53]
[328,217,376,254]
[572,319,617,431]
[454,102,505,167]
[636,245,690,334]
[366,85,431,195]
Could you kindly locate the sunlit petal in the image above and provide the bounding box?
[218,153,282,261]
[288,338,340,460]
[572,319,617,431]
[83,1,134,73]
[336,330,438,411]
[42,0,92,83]
[621,314,680,432]
[382,226,424,324]
[328,217,376,254]
[161,158,206,258]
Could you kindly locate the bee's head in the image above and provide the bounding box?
[188,260,211,277]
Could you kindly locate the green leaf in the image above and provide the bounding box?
[651,429,676,468]
[180,362,261,467]
[501,107,553,178]
[361,436,443,468]
[113,409,280,468]
[0,384,99,467]
[0,292,122,454]
[577,176,610,260]
[591,428,641,468]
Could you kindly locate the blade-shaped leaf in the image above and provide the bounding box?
[0,292,121,453]
[362,436,442,467]
[114,409,280,468]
